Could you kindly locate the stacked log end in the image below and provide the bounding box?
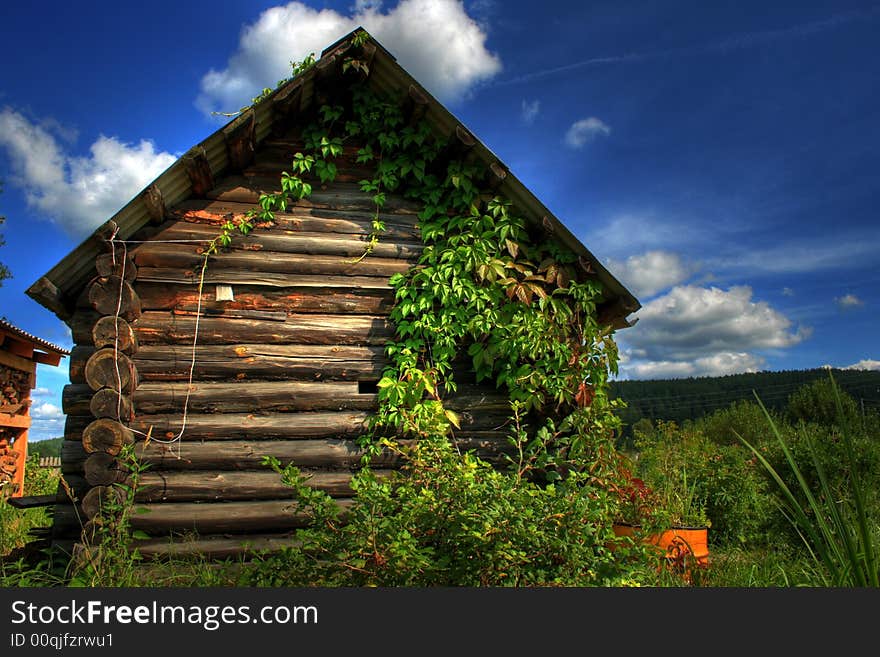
[65,250,142,547]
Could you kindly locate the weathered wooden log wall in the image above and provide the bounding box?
[56,121,514,560]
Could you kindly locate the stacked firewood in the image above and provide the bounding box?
[0,428,21,492]
[0,365,31,414]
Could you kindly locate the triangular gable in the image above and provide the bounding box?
[27,28,640,328]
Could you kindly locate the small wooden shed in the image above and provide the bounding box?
[0,318,68,497]
[27,29,639,559]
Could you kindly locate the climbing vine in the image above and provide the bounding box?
[194,32,651,586]
[207,35,625,480]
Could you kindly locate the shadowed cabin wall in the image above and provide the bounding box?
[55,130,514,558]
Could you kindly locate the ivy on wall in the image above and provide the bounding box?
[208,36,625,482]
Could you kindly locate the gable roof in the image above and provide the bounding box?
[27,28,640,329]
[0,317,69,366]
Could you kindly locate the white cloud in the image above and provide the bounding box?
[845,359,880,371]
[30,387,52,398]
[196,0,502,115]
[617,284,809,379]
[564,117,610,149]
[605,250,696,299]
[835,293,864,309]
[521,99,540,124]
[31,402,63,419]
[624,352,765,380]
[782,287,794,296]
[0,108,176,239]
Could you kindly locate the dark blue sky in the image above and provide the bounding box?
[1,1,878,439]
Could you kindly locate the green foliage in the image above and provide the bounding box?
[203,43,646,586]
[738,373,879,586]
[66,444,151,587]
[612,367,880,442]
[693,399,781,446]
[0,455,59,556]
[632,422,711,529]
[248,441,650,587]
[27,437,63,458]
[785,376,860,428]
[631,420,774,547]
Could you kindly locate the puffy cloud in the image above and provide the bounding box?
[521,99,540,124]
[0,108,176,238]
[31,402,63,419]
[605,250,696,299]
[617,284,809,379]
[564,117,610,149]
[835,293,864,309]
[624,352,765,380]
[196,0,502,115]
[845,359,880,371]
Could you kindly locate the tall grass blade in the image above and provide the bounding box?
[736,373,878,587]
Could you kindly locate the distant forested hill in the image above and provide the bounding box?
[26,437,63,458]
[611,368,880,435]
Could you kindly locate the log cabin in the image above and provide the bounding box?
[26,28,640,561]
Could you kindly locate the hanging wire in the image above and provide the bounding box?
[106,232,212,458]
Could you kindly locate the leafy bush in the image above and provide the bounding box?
[632,421,774,548]
[739,377,879,586]
[785,377,860,428]
[0,454,59,556]
[694,399,781,447]
[246,437,652,587]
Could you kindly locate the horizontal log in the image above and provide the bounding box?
[62,384,94,416]
[62,434,512,473]
[133,532,302,560]
[148,222,422,260]
[70,310,100,345]
[131,381,378,414]
[90,388,134,421]
[135,268,396,290]
[135,282,395,315]
[132,243,413,278]
[131,343,387,381]
[7,494,56,509]
[63,438,389,472]
[76,343,385,383]
[128,498,355,534]
[51,504,86,540]
[68,346,94,383]
[132,312,394,346]
[169,199,420,238]
[64,415,93,441]
[206,179,421,215]
[128,411,370,441]
[132,469,372,502]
